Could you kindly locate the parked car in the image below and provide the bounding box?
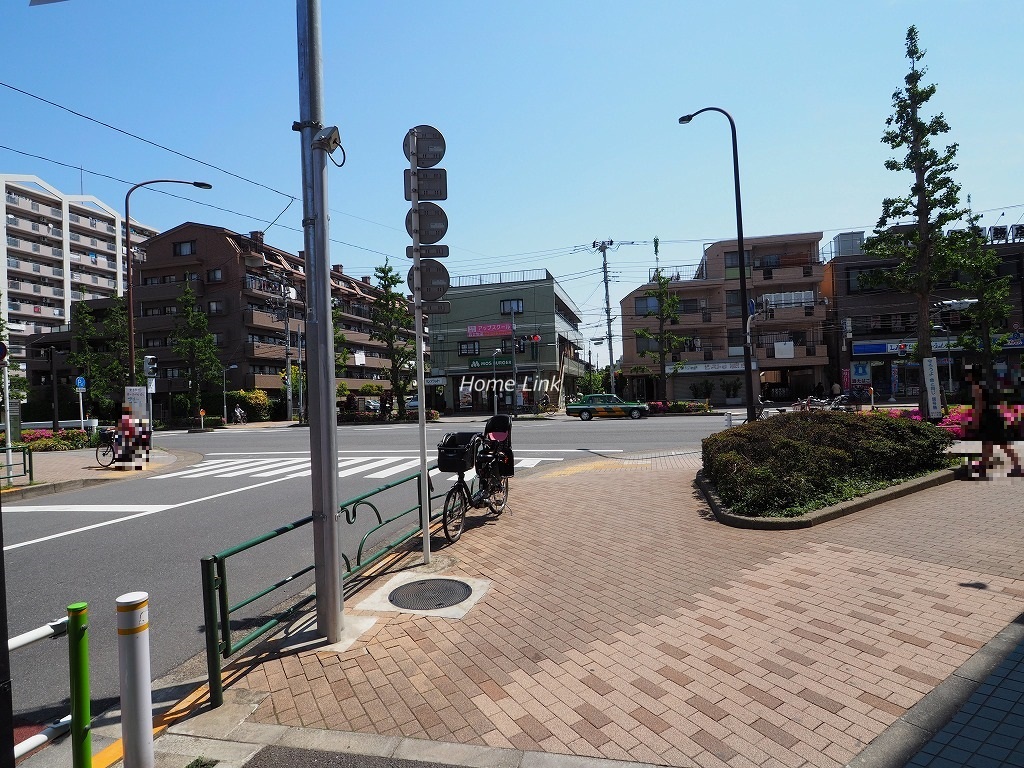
[566,394,648,421]
[365,399,380,412]
[405,397,420,410]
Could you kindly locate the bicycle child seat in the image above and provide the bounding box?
[480,414,514,477]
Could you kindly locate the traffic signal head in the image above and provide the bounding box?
[897,344,907,357]
[144,355,158,377]
[531,334,541,343]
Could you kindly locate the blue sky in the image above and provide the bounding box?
[4,1,1022,366]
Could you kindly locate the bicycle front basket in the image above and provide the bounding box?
[437,432,478,473]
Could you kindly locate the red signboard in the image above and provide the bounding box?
[467,322,512,338]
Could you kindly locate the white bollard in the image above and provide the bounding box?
[724,412,733,429]
[117,591,154,768]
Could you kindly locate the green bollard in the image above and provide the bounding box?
[67,602,90,768]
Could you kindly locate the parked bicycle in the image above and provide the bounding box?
[95,428,116,467]
[437,414,514,544]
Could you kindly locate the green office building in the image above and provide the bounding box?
[426,270,586,414]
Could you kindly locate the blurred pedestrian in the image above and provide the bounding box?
[965,367,1022,479]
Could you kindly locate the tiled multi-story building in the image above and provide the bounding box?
[22,221,422,420]
[2,174,157,363]
[823,228,1024,400]
[426,269,586,413]
[620,231,828,404]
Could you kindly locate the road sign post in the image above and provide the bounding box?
[405,125,451,567]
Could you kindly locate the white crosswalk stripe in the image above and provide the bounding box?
[153,455,563,481]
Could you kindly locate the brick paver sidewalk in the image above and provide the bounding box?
[215,456,1024,768]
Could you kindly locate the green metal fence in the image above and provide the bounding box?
[1,445,33,483]
[8,603,90,768]
[201,463,445,707]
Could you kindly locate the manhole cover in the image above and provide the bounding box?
[388,578,473,610]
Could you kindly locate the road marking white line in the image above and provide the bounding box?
[365,458,422,478]
[337,457,408,477]
[3,505,168,514]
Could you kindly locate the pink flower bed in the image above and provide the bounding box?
[884,405,1021,440]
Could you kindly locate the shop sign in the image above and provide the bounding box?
[468,356,513,369]
[668,360,758,374]
[467,322,512,338]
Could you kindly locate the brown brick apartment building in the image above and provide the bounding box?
[620,231,828,404]
[23,222,421,420]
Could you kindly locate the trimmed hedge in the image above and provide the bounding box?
[701,411,955,518]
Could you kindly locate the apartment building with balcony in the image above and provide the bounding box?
[822,228,1024,400]
[22,221,422,420]
[620,231,828,404]
[426,269,585,413]
[2,174,157,365]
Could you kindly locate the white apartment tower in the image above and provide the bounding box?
[1,174,157,365]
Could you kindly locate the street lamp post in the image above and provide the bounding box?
[124,179,212,387]
[678,107,757,423]
[492,348,500,415]
[222,364,238,423]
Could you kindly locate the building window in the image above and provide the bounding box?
[207,268,223,282]
[635,336,660,354]
[727,328,745,355]
[208,301,224,315]
[680,298,702,314]
[725,290,742,318]
[724,250,752,280]
[499,299,523,315]
[458,341,480,356]
[634,297,659,315]
[212,332,224,345]
[173,240,196,257]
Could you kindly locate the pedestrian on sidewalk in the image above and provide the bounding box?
[965,367,1022,479]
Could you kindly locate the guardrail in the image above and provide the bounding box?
[8,603,90,767]
[201,463,444,707]
[1,445,33,483]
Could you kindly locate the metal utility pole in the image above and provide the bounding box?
[296,0,341,642]
[594,240,615,393]
[49,347,59,431]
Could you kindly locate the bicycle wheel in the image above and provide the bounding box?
[442,485,468,544]
[96,441,115,467]
[486,475,509,515]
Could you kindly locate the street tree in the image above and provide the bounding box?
[66,300,115,417]
[100,296,135,392]
[170,284,222,417]
[368,259,416,419]
[949,203,1011,376]
[862,25,971,385]
[633,254,689,400]
[331,305,350,376]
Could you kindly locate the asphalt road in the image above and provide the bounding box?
[4,414,724,724]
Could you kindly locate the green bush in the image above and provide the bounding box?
[702,410,955,518]
[23,437,75,452]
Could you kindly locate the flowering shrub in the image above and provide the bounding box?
[886,408,923,422]
[20,428,55,443]
[20,437,75,452]
[17,428,89,449]
[938,406,972,439]
[886,404,1022,440]
[669,400,714,414]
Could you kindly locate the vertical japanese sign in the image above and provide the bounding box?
[922,357,942,419]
